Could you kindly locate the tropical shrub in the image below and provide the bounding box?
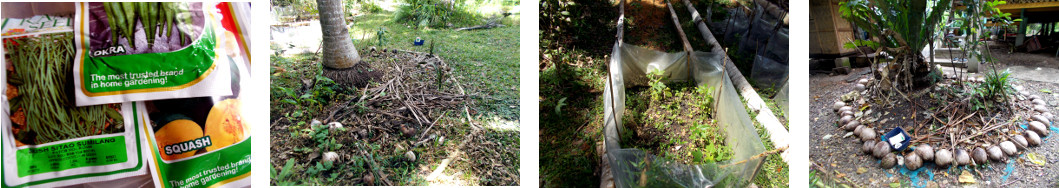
[839,0,952,91]
[393,0,481,27]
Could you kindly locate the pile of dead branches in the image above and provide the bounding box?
[323,47,469,143]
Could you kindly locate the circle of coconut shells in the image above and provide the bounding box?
[834,77,1052,170]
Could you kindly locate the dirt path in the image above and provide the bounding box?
[810,68,1059,187]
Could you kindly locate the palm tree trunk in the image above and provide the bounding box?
[317,0,380,88]
[318,0,359,69]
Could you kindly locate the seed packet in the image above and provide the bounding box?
[1,14,74,38]
[136,3,252,188]
[1,21,146,187]
[72,2,232,106]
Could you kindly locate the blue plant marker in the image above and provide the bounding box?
[414,37,424,46]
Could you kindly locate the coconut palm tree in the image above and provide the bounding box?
[317,0,380,87]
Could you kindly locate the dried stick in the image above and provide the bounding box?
[719,146,788,168]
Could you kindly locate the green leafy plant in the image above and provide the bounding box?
[393,0,481,28]
[839,0,952,91]
[303,121,345,151]
[272,159,298,185]
[647,69,669,101]
[376,27,387,46]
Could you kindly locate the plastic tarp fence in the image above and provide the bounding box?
[603,44,766,187]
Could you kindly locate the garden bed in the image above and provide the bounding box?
[602,44,766,188]
[621,71,731,165]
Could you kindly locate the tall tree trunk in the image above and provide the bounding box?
[317,0,380,87]
[318,0,358,69]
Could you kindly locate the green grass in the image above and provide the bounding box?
[539,47,608,187]
[744,97,789,187]
[270,6,520,186]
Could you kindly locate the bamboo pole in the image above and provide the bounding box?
[665,0,695,79]
[681,0,790,162]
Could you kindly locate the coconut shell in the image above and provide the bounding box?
[840,115,853,125]
[905,152,923,170]
[1026,131,1042,146]
[1045,112,1055,120]
[863,140,876,154]
[860,127,876,142]
[1000,141,1018,156]
[1035,105,1050,113]
[363,173,375,185]
[935,149,953,167]
[843,121,860,131]
[855,84,866,91]
[988,146,1004,161]
[1013,135,1029,149]
[955,149,971,166]
[1034,99,1047,106]
[858,79,869,85]
[880,153,897,168]
[405,151,416,161]
[322,151,339,163]
[841,110,855,117]
[833,101,846,111]
[1030,121,1049,137]
[873,141,891,158]
[1031,94,1042,100]
[328,122,344,131]
[839,106,854,113]
[972,147,988,164]
[1033,115,1051,125]
[916,144,935,161]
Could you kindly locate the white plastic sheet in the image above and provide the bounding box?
[603,44,766,187]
